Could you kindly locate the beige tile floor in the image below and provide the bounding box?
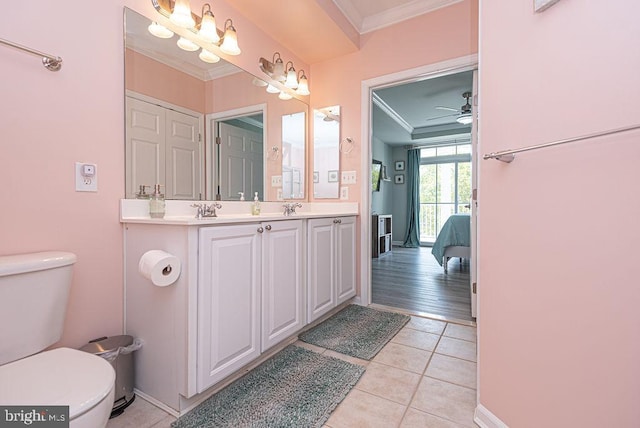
[107,317,477,428]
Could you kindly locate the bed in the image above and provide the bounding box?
[431,213,471,274]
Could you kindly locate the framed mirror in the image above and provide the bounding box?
[313,106,340,199]
[124,7,308,201]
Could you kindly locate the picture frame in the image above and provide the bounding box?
[328,170,339,183]
[313,171,319,183]
[394,161,405,171]
[394,174,404,184]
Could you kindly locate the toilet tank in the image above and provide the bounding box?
[0,251,77,365]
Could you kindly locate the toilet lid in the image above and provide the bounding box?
[0,347,115,418]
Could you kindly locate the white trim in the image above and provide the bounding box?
[372,92,414,134]
[205,104,268,201]
[360,0,464,34]
[359,54,478,309]
[474,404,509,428]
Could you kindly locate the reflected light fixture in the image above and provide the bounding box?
[266,84,280,94]
[278,91,293,100]
[252,77,268,87]
[150,0,242,57]
[170,0,195,28]
[455,91,473,125]
[148,22,174,38]
[271,52,285,82]
[284,61,298,89]
[177,36,199,51]
[296,70,309,96]
[198,4,219,44]
[220,19,241,55]
[199,48,220,63]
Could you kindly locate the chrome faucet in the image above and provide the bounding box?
[282,202,302,216]
[191,202,222,219]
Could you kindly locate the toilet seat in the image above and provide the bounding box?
[0,347,115,420]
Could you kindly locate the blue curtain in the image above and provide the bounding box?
[402,149,421,247]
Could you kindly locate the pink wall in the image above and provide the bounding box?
[478,1,640,426]
[125,49,205,113]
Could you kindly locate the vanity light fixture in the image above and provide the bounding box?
[199,48,220,63]
[252,77,268,87]
[150,0,242,56]
[296,70,310,96]
[278,91,293,100]
[219,19,241,55]
[284,61,298,89]
[170,0,195,28]
[258,53,310,97]
[198,4,219,44]
[148,22,174,38]
[266,84,280,94]
[177,36,199,51]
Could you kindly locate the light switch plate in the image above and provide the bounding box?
[75,162,98,192]
[340,186,349,200]
[341,171,356,184]
[271,175,282,187]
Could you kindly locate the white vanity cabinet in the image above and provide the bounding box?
[307,216,356,322]
[196,219,304,392]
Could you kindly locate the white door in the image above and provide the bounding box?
[307,218,336,322]
[261,220,304,351]
[197,224,261,392]
[125,97,165,198]
[165,109,201,200]
[470,70,478,319]
[335,216,357,304]
[218,122,263,200]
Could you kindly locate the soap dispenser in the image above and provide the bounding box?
[251,192,261,215]
[149,184,165,218]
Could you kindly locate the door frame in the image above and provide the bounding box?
[205,104,267,200]
[358,54,479,311]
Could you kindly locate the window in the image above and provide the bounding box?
[419,144,471,244]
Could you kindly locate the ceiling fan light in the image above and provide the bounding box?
[148,22,174,39]
[170,0,195,28]
[456,113,473,125]
[177,36,199,51]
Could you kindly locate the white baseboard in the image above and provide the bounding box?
[474,404,508,428]
[133,389,179,418]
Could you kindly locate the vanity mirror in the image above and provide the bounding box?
[313,106,340,199]
[124,7,308,201]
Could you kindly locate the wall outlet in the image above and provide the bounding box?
[271,175,282,187]
[341,171,356,184]
[75,162,98,192]
[340,186,349,200]
[276,189,283,200]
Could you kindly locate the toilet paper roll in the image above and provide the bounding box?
[138,250,181,287]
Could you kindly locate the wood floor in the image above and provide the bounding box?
[371,245,473,321]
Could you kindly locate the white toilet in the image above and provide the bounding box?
[0,252,115,428]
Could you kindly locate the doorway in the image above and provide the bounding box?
[360,56,478,321]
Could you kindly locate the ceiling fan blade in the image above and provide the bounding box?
[435,106,459,112]
[425,113,458,121]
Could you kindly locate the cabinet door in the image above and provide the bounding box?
[261,220,304,351]
[336,216,357,304]
[197,224,261,392]
[307,218,336,322]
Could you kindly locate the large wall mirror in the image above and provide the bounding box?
[313,106,340,199]
[124,7,307,201]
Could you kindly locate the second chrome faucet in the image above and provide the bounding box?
[191,202,222,219]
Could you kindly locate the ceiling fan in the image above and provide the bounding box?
[426,91,473,125]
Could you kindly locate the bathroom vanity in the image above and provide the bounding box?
[121,200,358,414]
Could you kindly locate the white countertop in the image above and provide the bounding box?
[120,200,359,225]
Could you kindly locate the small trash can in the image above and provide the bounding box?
[80,335,141,417]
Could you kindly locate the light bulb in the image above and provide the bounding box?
[170,0,195,28]
[278,91,293,100]
[296,73,310,96]
[284,64,298,89]
[199,49,220,63]
[177,36,199,52]
[148,22,174,39]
